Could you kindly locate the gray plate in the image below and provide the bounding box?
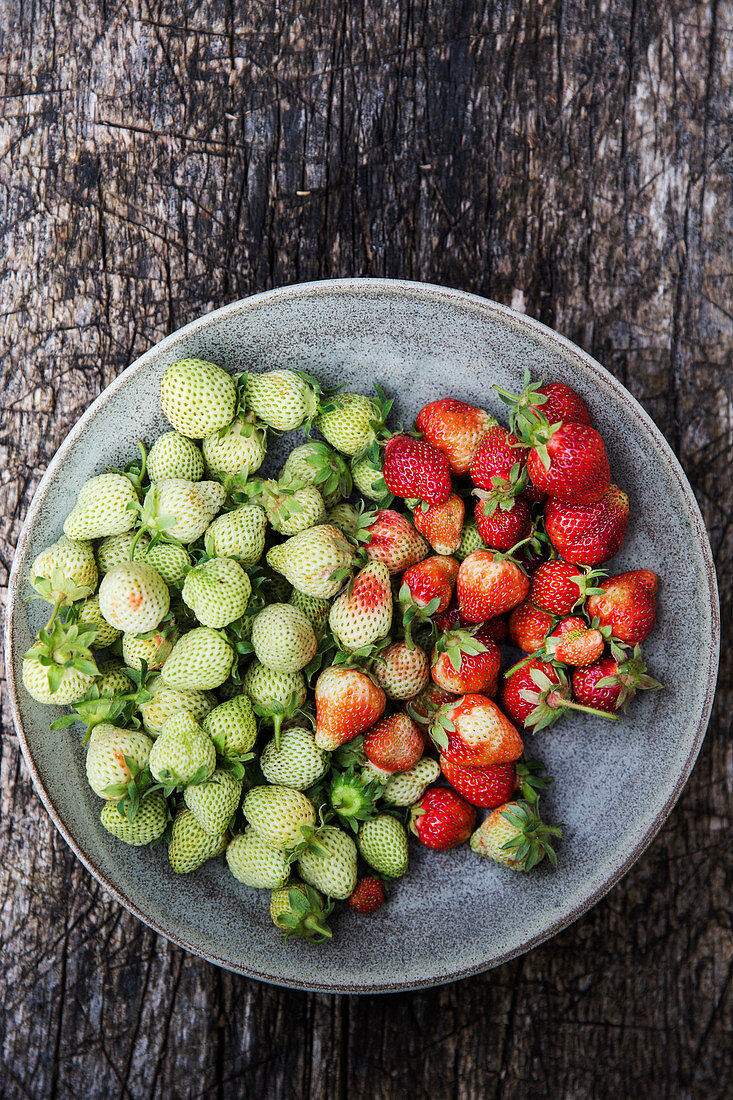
[5,279,719,994]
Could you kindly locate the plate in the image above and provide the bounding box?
[5,279,719,993]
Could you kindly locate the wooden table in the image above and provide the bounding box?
[1,2,730,1096]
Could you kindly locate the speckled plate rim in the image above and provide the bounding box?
[5,278,720,994]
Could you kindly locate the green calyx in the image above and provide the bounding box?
[515,759,554,806]
[328,767,383,833]
[596,645,663,709]
[493,367,562,450]
[109,439,148,496]
[275,883,334,943]
[398,582,441,648]
[516,665,620,729]
[252,689,308,749]
[499,801,563,869]
[282,440,353,503]
[50,660,153,744]
[29,567,95,610]
[435,628,487,672]
[23,614,99,695]
[472,461,528,512]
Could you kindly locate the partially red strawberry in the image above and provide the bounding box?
[411,494,465,555]
[586,570,658,645]
[500,657,618,730]
[409,787,477,849]
[363,712,424,774]
[474,494,531,551]
[527,382,591,427]
[362,509,429,573]
[314,666,387,749]
[529,560,606,615]
[401,555,459,614]
[572,649,662,713]
[545,485,629,565]
[469,426,530,491]
[372,641,430,701]
[416,399,497,475]
[348,876,386,913]
[526,422,610,504]
[431,625,501,695]
[408,682,458,743]
[433,693,524,766]
[382,435,452,505]
[507,599,554,653]
[457,549,530,622]
[545,616,604,666]
[440,757,517,809]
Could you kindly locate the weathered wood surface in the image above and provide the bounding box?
[1,0,731,1096]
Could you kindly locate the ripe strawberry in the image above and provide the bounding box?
[100,791,168,847]
[623,569,659,594]
[508,599,554,653]
[415,398,497,474]
[410,788,476,849]
[266,523,354,599]
[250,603,318,672]
[433,693,524,766]
[500,657,617,730]
[280,440,352,509]
[586,571,659,645]
[358,815,409,878]
[474,494,531,551]
[243,785,316,850]
[400,556,459,637]
[161,357,237,437]
[141,478,225,543]
[148,430,205,482]
[382,434,452,505]
[363,712,424,774]
[348,876,386,913]
[529,560,605,615]
[204,504,267,565]
[545,485,629,565]
[202,694,258,756]
[431,627,501,695]
[182,557,252,629]
[85,724,153,799]
[314,666,386,750]
[260,727,329,789]
[546,617,604,666]
[408,682,458,730]
[226,828,290,889]
[161,627,235,690]
[271,883,333,942]
[525,422,610,504]
[440,757,517,809]
[469,426,530,491]
[526,382,590,426]
[297,825,358,898]
[184,768,242,835]
[411,494,465,555]
[457,549,530,622]
[361,509,429,574]
[483,615,509,644]
[315,391,387,456]
[329,561,393,651]
[372,641,430,700]
[97,561,169,634]
[63,473,138,540]
[434,596,464,633]
[382,757,440,805]
[572,649,662,713]
[470,800,561,870]
[244,369,319,431]
[148,709,217,786]
[168,808,228,873]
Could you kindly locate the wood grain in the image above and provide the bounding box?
[1,1,731,1096]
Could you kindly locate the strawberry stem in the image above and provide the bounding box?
[556,698,620,721]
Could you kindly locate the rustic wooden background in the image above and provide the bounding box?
[1,0,731,1096]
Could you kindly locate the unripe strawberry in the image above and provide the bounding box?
[351,452,391,504]
[381,756,440,805]
[141,677,216,736]
[31,536,98,599]
[357,815,409,878]
[148,710,216,786]
[162,628,234,690]
[243,785,316,849]
[470,800,561,870]
[22,657,95,705]
[314,666,386,750]
[202,414,267,481]
[280,441,352,509]
[182,557,251,629]
[363,713,424,775]
[64,473,138,540]
[326,502,361,538]
[266,524,354,599]
[95,661,135,698]
[122,629,176,677]
[147,431,204,481]
[242,660,307,714]
[86,724,153,798]
[160,358,237,438]
[259,481,327,536]
[270,882,333,941]
[226,828,290,889]
[78,595,121,648]
[297,825,358,898]
[184,768,242,835]
[168,807,228,873]
[289,588,332,634]
[250,603,318,673]
[454,518,486,561]
[329,561,392,651]
[315,392,382,455]
[362,509,430,574]
[348,876,386,913]
[372,641,430,701]
[245,369,318,431]
[205,504,267,564]
[100,791,168,846]
[260,727,330,789]
[140,541,191,587]
[202,694,258,755]
[98,561,170,633]
[145,479,225,543]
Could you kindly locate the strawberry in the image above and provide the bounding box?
[469,426,530,491]
[226,828,290,889]
[184,768,242,835]
[141,541,191,587]
[410,788,476,849]
[623,569,659,594]
[161,358,237,438]
[161,627,235,690]
[363,712,424,774]
[98,561,169,634]
[289,589,333,635]
[182,557,252,628]
[243,785,316,849]
[142,678,216,737]
[244,369,319,431]
[526,382,590,427]
[22,613,98,705]
[529,560,606,615]
[326,501,361,537]
[524,421,610,504]
[280,440,352,509]
[328,767,383,831]
[147,430,205,482]
[253,479,327,536]
[500,658,618,730]
[79,596,121,648]
[382,756,440,805]
[372,641,430,700]
[314,666,386,750]
[140,478,225,543]
[470,800,561,870]
[329,561,393,651]
[315,390,388,456]
[440,757,517,809]
[242,661,307,729]
[415,398,497,474]
[31,536,98,602]
[250,603,318,672]
[408,682,458,728]
[148,709,216,786]
[572,649,662,713]
[434,596,464,633]
[204,504,267,565]
[122,628,176,672]
[361,509,429,573]
[545,617,604,666]
[351,451,392,504]
[432,693,524,766]
[85,724,153,799]
[348,876,386,913]
[474,494,531,551]
[431,626,501,695]
[508,599,554,653]
[586,570,658,645]
[382,435,452,505]
[260,727,329,789]
[545,486,629,565]
[271,883,333,942]
[266,523,354,599]
[100,791,168,847]
[411,494,465,555]
[202,414,267,482]
[168,808,228,873]
[357,815,409,878]
[63,473,138,540]
[202,694,258,756]
[297,825,358,898]
[455,518,486,561]
[401,555,459,614]
[457,549,530,622]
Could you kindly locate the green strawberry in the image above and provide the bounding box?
[31,536,98,602]
[140,675,216,736]
[139,479,225,543]
[122,626,177,672]
[244,369,318,431]
[328,560,392,651]
[63,473,138,540]
[202,694,258,756]
[184,768,242,834]
[168,807,228,873]
[250,603,317,673]
[226,828,290,889]
[78,595,121,648]
[266,524,354,599]
[288,588,332,634]
[280,441,352,509]
[160,358,237,438]
[182,557,251,628]
[372,641,430,700]
[22,615,98,705]
[148,709,216,786]
[257,480,327,536]
[470,801,561,870]
[329,767,382,832]
[100,791,168,846]
[455,518,486,561]
[357,814,409,878]
[241,661,307,735]
[315,393,384,456]
[141,541,191,586]
[325,502,361,538]
[95,660,135,698]
[147,431,204,481]
[161,627,234,690]
[98,561,170,633]
[381,757,440,806]
[204,504,267,564]
[202,413,267,481]
[296,825,357,899]
[243,785,316,849]
[270,882,333,941]
[86,723,153,798]
[97,531,147,573]
[351,452,391,504]
[259,727,329,789]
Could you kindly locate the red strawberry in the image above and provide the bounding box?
[382,435,452,505]
[401,555,459,614]
[527,382,591,427]
[434,596,464,633]
[526,422,610,504]
[586,570,658,645]
[507,599,554,653]
[545,485,629,565]
[545,616,604,666]
[500,658,618,730]
[457,549,530,622]
[416,398,497,475]
[529,560,606,615]
[409,787,476,849]
[572,650,662,713]
[362,509,429,574]
[363,712,424,774]
[433,693,524,766]
[411,494,465,555]
[348,876,386,913]
[314,666,387,749]
[620,568,659,594]
[431,625,501,695]
[483,614,509,644]
[474,494,531,551]
[440,757,517,809]
[469,426,530,491]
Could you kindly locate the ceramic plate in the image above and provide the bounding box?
[5,279,719,993]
